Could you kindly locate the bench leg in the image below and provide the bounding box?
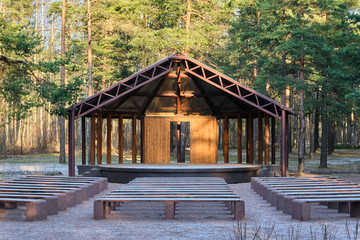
[57,194,68,211]
[270,192,278,206]
[276,194,284,210]
[338,202,349,213]
[46,197,58,215]
[292,200,311,221]
[350,202,360,218]
[164,201,175,219]
[26,201,47,221]
[234,201,245,221]
[110,202,116,211]
[283,197,293,215]
[94,200,106,220]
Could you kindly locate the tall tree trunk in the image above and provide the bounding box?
[328,120,335,155]
[59,0,66,164]
[298,7,305,174]
[86,0,93,163]
[351,109,356,149]
[184,0,191,54]
[314,106,320,151]
[309,110,315,158]
[320,97,328,168]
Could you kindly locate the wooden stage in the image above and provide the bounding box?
[77,164,281,184]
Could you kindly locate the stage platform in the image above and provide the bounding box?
[77,164,281,183]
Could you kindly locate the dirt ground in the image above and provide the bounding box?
[1,177,360,240]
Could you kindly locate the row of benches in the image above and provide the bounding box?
[0,176,107,221]
[94,177,245,220]
[251,176,360,221]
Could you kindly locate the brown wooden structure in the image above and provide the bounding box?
[67,53,295,177]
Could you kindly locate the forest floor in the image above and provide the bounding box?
[0,148,360,239]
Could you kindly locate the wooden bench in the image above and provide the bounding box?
[0,198,47,221]
[94,177,244,220]
[0,194,58,215]
[251,177,360,221]
[24,176,108,192]
[292,197,360,221]
[0,187,76,208]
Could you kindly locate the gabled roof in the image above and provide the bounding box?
[69,53,295,119]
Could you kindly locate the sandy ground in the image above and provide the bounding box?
[1,164,360,239]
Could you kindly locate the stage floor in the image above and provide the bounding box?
[78,163,281,183]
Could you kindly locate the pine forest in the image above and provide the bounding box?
[0,0,359,172]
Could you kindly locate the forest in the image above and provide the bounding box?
[0,0,359,171]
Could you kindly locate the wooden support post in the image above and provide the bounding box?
[258,113,263,164]
[132,114,137,163]
[106,113,112,164]
[118,115,123,163]
[264,114,270,165]
[271,117,276,164]
[90,113,96,165]
[177,122,181,163]
[224,115,229,163]
[141,117,144,163]
[248,113,254,164]
[246,117,249,163]
[68,108,75,176]
[281,110,288,176]
[81,117,86,165]
[237,114,242,163]
[97,112,103,164]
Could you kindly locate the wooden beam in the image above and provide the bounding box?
[248,113,254,164]
[118,115,123,163]
[81,117,86,165]
[237,114,242,163]
[281,110,288,176]
[271,117,276,164]
[258,112,263,164]
[68,108,75,176]
[132,114,137,163]
[224,115,229,163]
[97,112,103,164]
[90,113,96,165]
[106,113,112,164]
[264,114,270,165]
[176,66,181,116]
[141,117,145,163]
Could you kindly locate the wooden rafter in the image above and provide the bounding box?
[71,58,174,119]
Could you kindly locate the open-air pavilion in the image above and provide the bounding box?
[67,53,295,182]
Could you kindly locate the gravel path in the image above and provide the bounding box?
[0,180,360,240]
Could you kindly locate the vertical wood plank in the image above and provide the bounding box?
[224,115,229,163]
[132,114,137,163]
[97,112,102,164]
[90,113,96,165]
[141,117,144,163]
[281,110,288,176]
[81,117,86,165]
[106,113,112,164]
[271,117,276,164]
[68,108,75,176]
[118,115,123,163]
[258,112,263,164]
[248,113,254,164]
[237,114,242,163]
[264,114,270,165]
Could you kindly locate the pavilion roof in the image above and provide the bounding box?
[68,53,295,119]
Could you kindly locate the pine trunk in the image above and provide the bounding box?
[320,98,328,168]
[59,0,66,164]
